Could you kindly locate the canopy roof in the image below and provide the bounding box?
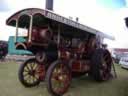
[6,8,114,40]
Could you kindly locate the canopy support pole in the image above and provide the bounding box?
[57,24,61,47]
[28,15,33,42]
[15,19,18,42]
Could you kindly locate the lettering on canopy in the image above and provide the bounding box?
[45,11,96,34]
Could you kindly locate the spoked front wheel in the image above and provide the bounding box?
[18,58,45,87]
[46,60,71,96]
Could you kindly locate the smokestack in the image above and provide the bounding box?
[76,17,79,22]
[125,17,128,28]
[45,0,53,11]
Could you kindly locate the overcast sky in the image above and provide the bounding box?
[0,0,128,48]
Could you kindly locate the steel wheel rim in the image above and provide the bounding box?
[51,63,71,94]
[23,61,40,84]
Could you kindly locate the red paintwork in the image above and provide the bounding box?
[71,60,90,72]
[37,64,45,81]
[58,41,90,73]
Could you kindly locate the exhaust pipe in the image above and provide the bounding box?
[45,0,53,11]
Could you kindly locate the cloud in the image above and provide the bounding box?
[6,0,45,12]
[0,0,10,11]
[0,12,15,41]
[97,0,126,9]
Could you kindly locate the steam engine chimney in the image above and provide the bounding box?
[125,17,128,28]
[45,0,53,11]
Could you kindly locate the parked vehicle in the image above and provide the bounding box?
[119,57,128,69]
[6,8,114,96]
[8,36,32,55]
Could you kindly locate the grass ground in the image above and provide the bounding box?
[0,61,128,96]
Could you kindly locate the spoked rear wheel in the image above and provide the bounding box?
[91,49,112,81]
[18,58,45,87]
[46,60,71,96]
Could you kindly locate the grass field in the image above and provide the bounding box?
[0,61,128,96]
